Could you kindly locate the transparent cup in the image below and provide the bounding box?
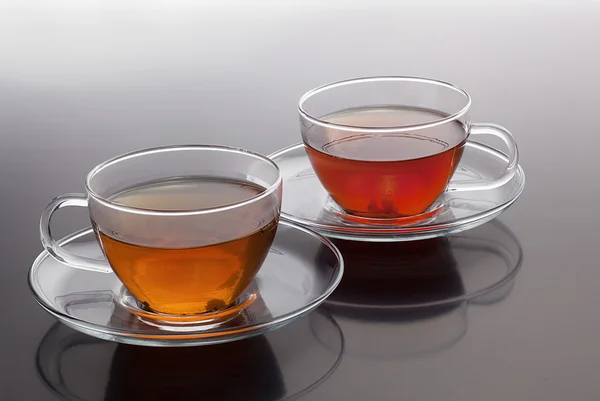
[299,76,519,220]
[40,145,282,317]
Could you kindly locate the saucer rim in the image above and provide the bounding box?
[270,142,526,241]
[28,220,345,346]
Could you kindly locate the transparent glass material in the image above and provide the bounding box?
[28,221,344,346]
[39,145,283,318]
[270,141,525,241]
[298,76,519,219]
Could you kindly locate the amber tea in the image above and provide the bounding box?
[305,107,467,218]
[95,178,278,315]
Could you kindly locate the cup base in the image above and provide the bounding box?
[325,197,445,226]
[118,286,257,332]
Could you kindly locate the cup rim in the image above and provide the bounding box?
[298,76,472,133]
[84,144,282,216]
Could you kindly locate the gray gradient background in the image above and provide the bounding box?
[1,0,599,400]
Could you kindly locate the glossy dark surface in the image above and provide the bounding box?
[2,1,599,400]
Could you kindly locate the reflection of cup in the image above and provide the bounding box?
[299,76,519,219]
[36,307,344,401]
[105,339,284,401]
[323,220,522,359]
[36,324,285,401]
[327,237,465,312]
[324,237,467,359]
[39,145,282,317]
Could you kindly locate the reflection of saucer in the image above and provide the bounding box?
[36,307,344,401]
[323,219,522,359]
[28,221,344,346]
[270,142,525,241]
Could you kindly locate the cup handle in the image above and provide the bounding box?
[40,194,112,273]
[447,123,519,192]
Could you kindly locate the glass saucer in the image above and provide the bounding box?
[269,142,525,241]
[322,219,522,359]
[28,220,344,347]
[36,307,344,401]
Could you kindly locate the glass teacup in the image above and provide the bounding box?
[299,76,519,220]
[40,145,282,317]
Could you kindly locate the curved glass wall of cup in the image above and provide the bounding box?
[35,307,344,401]
[321,219,522,360]
[298,76,471,139]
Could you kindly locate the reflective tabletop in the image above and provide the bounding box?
[2,1,599,400]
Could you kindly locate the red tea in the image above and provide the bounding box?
[305,107,466,218]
